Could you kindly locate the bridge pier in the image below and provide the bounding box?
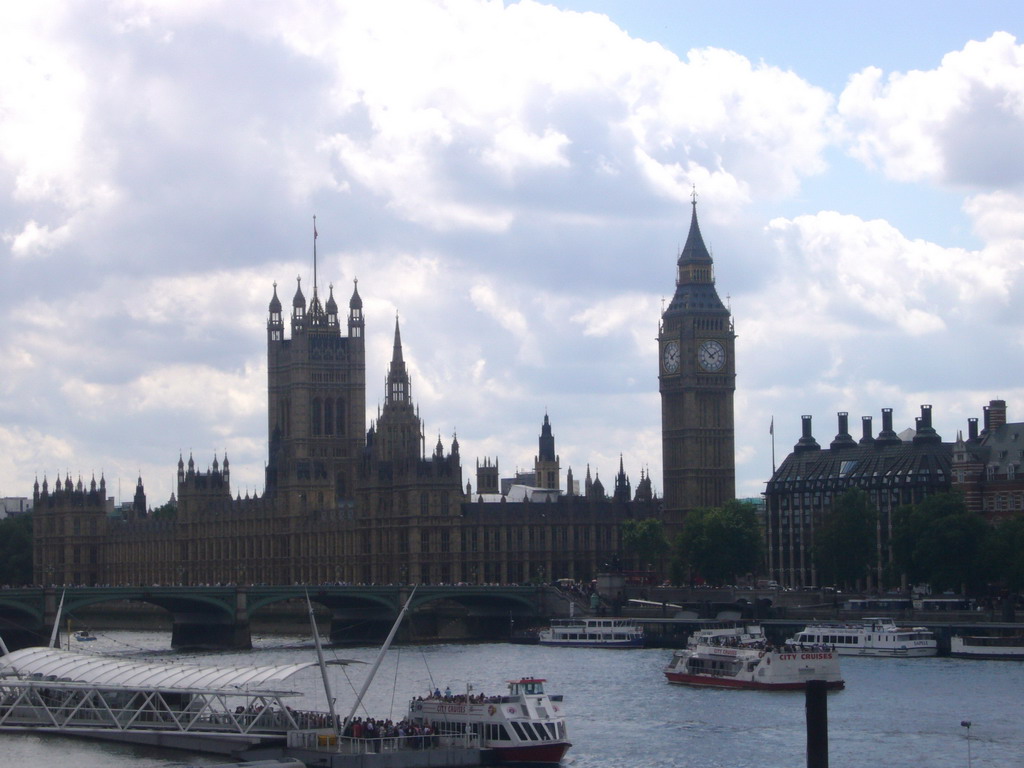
[171,612,251,650]
[170,589,252,651]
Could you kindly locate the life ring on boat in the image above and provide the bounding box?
[758,651,765,658]
[488,705,496,716]
[507,707,516,714]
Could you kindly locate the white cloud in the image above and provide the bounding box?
[840,32,1024,186]
[762,210,1017,338]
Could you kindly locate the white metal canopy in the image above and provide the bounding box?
[0,647,336,693]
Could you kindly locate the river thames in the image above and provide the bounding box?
[3,631,1021,768]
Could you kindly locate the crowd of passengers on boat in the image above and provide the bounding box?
[701,636,833,653]
[417,687,505,704]
[341,716,439,747]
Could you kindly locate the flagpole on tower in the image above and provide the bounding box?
[770,416,776,473]
[312,215,319,298]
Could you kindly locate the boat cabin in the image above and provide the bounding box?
[508,678,546,696]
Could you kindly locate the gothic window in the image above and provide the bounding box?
[312,398,322,436]
[324,399,334,435]
[441,529,450,553]
[336,398,346,435]
[420,492,429,515]
[420,529,429,553]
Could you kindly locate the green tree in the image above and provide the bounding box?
[621,518,669,572]
[675,501,762,585]
[988,516,1024,592]
[813,489,877,590]
[150,500,177,520]
[0,514,33,585]
[892,492,991,593]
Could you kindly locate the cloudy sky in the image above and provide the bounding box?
[3,0,1023,508]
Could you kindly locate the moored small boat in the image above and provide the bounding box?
[537,617,643,648]
[951,634,1024,660]
[787,618,937,657]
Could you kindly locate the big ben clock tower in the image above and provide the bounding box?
[659,197,736,531]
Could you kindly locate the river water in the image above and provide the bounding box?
[3,631,1021,768]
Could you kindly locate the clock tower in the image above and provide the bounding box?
[658,198,736,531]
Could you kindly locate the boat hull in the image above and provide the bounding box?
[537,638,643,648]
[489,740,573,764]
[664,671,844,691]
[835,646,936,657]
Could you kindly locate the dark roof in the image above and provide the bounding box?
[768,438,952,491]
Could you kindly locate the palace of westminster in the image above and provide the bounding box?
[30,204,1023,589]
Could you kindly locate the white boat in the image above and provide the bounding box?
[951,634,1024,660]
[663,624,844,691]
[408,677,570,765]
[787,618,937,657]
[73,630,96,642]
[537,617,644,647]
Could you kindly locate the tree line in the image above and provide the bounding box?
[622,491,1024,595]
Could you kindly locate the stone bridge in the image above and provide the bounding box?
[0,585,551,651]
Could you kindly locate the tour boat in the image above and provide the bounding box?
[787,618,937,657]
[408,677,571,765]
[537,617,644,647]
[950,634,1024,660]
[663,624,845,691]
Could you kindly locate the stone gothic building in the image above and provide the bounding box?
[33,236,667,587]
[657,199,736,535]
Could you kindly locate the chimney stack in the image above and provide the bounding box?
[860,416,875,445]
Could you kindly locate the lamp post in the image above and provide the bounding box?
[961,720,972,768]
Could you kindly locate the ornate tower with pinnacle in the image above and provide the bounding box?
[373,315,424,466]
[265,220,366,514]
[658,195,736,530]
[534,413,560,491]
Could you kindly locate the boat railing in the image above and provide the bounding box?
[289,730,480,754]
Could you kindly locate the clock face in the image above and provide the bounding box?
[698,339,726,372]
[663,341,680,373]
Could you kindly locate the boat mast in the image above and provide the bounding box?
[306,592,339,734]
[344,586,417,726]
[49,590,66,649]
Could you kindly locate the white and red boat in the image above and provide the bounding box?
[408,677,570,765]
[663,624,845,691]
